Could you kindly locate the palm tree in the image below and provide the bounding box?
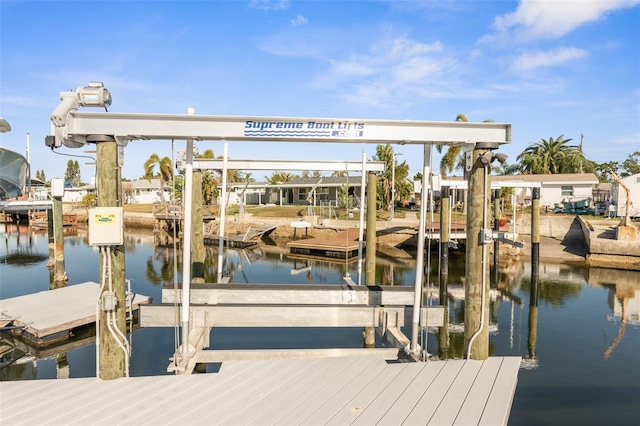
[517,135,574,174]
[143,153,173,202]
[373,144,411,213]
[437,114,494,177]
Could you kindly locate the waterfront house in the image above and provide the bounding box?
[124,178,170,204]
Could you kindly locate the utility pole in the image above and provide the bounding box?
[464,144,492,360]
[364,171,377,347]
[96,138,127,379]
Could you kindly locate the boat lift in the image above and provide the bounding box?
[48,82,511,370]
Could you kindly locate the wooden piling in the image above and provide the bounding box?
[438,187,450,357]
[464,147,490,360]
[47,208,54,268]
[531,187,540,277]
[364,171,377,348]
[191,170,205,284]
[96,139,127,380]
[52,196,67,285]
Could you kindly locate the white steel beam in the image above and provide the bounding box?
[61,112,511,146]
[191,159,385,172]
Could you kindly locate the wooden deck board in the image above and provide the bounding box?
[0,355,521,426]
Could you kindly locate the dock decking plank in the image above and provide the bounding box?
[271,356,383,425]
[349,362,432,426]
[0,356,521,426]
[428,359,484,425]
[453,357,504,425]
[375,361,446,426]
[478,356,522,426]
[247,356,365,426]
[224,357,345,425]
[196,358,328,425]
[400,359,467,425]
[321,362,409,426]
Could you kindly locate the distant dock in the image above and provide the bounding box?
[0,282,151,346]
[288,227,363,259]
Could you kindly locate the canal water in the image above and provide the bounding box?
[1,223,638,425]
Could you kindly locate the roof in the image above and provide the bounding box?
[127,178,169,189]
[492,173,599,185]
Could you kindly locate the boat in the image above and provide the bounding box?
[0,147,28,200]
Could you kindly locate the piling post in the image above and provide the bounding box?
[493,189,500,270]
[364,171,377,347]
[438,186,450,357]
[528,265,539,361]
[531,187,540,277]
[52,195,67,285]
[464,145,492,360]
[191,170,205,284]
[96,138,127,379]
[47,207,54,268]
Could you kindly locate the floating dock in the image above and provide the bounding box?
[288,227,362,259]
[0,354,521,425]
[0,282,151,346]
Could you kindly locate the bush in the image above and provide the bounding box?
[80,193,97,207]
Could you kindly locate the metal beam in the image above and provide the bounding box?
[140,304,445,328]
[161,284,418,306]
[191,159,385,172]
[62,111,511,146]
[192,348,400,363]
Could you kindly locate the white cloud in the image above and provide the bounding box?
[511,47,588,71]
[319,36,456,107]
[291,14,308,26]
[249,0,290,11]
[491,0,640,42]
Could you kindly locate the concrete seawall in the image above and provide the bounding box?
[119,210,639,271]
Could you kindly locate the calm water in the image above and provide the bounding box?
[1,223,639,425]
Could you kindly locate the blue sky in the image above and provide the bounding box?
[1,0,639,183]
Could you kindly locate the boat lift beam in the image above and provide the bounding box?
[50,88,512,365]
[51,111,511,147]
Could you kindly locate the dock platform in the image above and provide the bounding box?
[288,227,362,259]
[0,282,151,346]
[0,354,521,425]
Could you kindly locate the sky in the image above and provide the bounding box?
[1,0,639,183]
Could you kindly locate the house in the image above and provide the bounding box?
[492,173,599,209]
[438,173,600,211]
[124,179,170,204]
[61,183,96,203]
[219,176,365,207]
[612,173,640,218]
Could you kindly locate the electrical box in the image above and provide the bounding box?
[88,207,124,246]
[51,178,65,197]
[480,228,493,244]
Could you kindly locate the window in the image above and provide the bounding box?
[561,186,573,196]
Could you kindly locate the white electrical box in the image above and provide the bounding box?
[51,178,65,197]
[88,207,124,246]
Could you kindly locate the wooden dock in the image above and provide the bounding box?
[0,354,521,425]
[0,282,151,346]
[288,227,363,259]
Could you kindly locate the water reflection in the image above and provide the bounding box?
[1,225,639,426]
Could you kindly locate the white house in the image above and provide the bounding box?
[61,183,95,203]
[493,173,599,209]
[124,179,170,204]
[612,173,640,218]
